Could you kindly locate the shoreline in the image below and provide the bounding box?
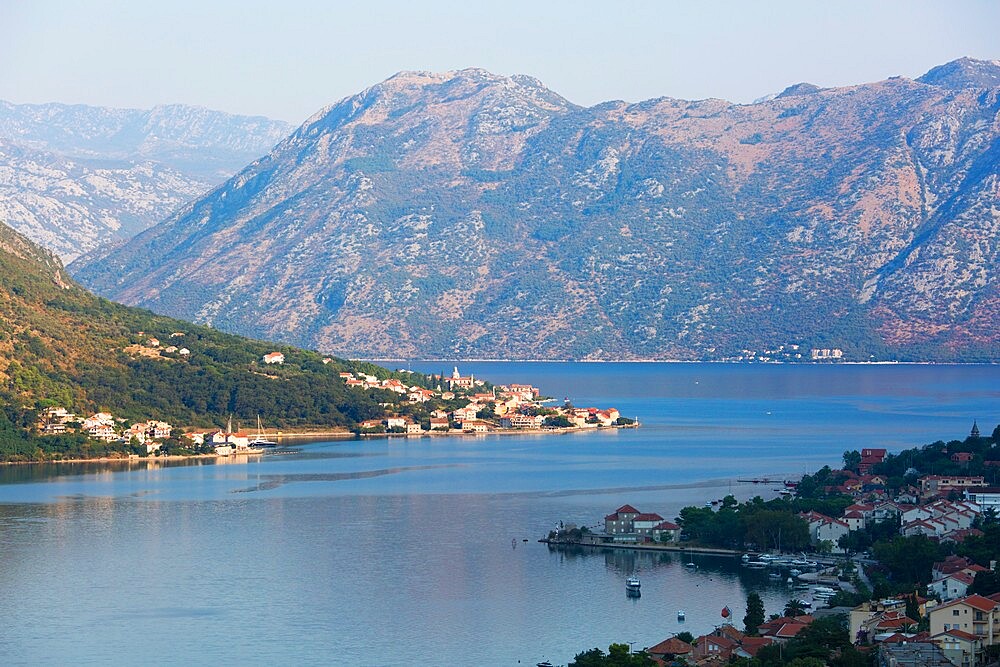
[362,358,998,366]
[539,539,843,568]
[0,424,634,466]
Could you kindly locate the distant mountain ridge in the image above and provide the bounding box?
[0,101,291,259]
[70,60,1000,362]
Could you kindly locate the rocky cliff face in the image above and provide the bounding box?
[0,102,291,259]
[70,62,1000,361]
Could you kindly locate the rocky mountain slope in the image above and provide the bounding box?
[71,61,1000,361]
[0,102,291,259]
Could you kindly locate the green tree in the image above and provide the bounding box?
[842,450,861,471]
[743,510,810,552]
[872,535,945,586]
[744,592,765,634]
[970,570,1000,597]
[784,598,807,617]
[568,644,654,667]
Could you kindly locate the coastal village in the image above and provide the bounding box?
[342,366,631,435]
[547,428,1000,667]
[33,362,631,458]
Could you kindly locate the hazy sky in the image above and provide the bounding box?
[2,0,998,124]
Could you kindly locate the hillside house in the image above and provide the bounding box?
[85,423,116,442]
[966,487,1000,511]
[800,511,849,549]
[929,571,977,602]
[858,448,887,474]
[928,594,1000,661]
[262,352,285,365]
[920,475,986,499]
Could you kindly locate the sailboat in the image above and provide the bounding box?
[249,415,278,448]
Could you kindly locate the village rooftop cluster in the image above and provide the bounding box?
[341,366,631,434]
[547,429,1000,666]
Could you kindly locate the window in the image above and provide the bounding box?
[953,610,960,616]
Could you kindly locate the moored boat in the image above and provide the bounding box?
[626,576,641,594]
[249,414,278,448]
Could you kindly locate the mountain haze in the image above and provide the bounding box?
[71,62,1000,361]
[0,101,292,259]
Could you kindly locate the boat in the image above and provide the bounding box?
[626,575,641,593]
[249,415,278,448]
[537,662,554,667]
[685,561,697,569]
[744,560,767,569]
[677,610,686,620]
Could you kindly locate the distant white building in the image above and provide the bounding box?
[262,352,285,365]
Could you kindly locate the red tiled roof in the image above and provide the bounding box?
[943,628,979,641]
[634,513,664,522]
[876,616,917,630]
[774,623,806,638]
[646,637,693,655]
[616,504,640,514]
[935,594,1000,613]
[737,637,772,657]
[654,521,680,530]
[699,634,738,650]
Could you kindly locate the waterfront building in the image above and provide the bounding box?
[603,504,640,535]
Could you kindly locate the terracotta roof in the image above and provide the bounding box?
[646,637,693,655]
[699,634,738,650]
[876,616,917,630]
[942,628,979,641]
[654,520,680,530]
[774,623,806,638]
[634,513,664,522]
[934,594,1000,614]
[715,626,745,643]
[615,504,640,514]
[737,637,772,657]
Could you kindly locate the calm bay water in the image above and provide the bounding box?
[0,363,997,665]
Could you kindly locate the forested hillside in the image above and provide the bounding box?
[0,223,408,460]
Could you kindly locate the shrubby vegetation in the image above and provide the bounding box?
[0,225,434,461]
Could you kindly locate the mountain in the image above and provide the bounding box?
[71,61,1000,362]
[916,57,1000,89]
[0,101,292,259]
[0,222,406,460]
